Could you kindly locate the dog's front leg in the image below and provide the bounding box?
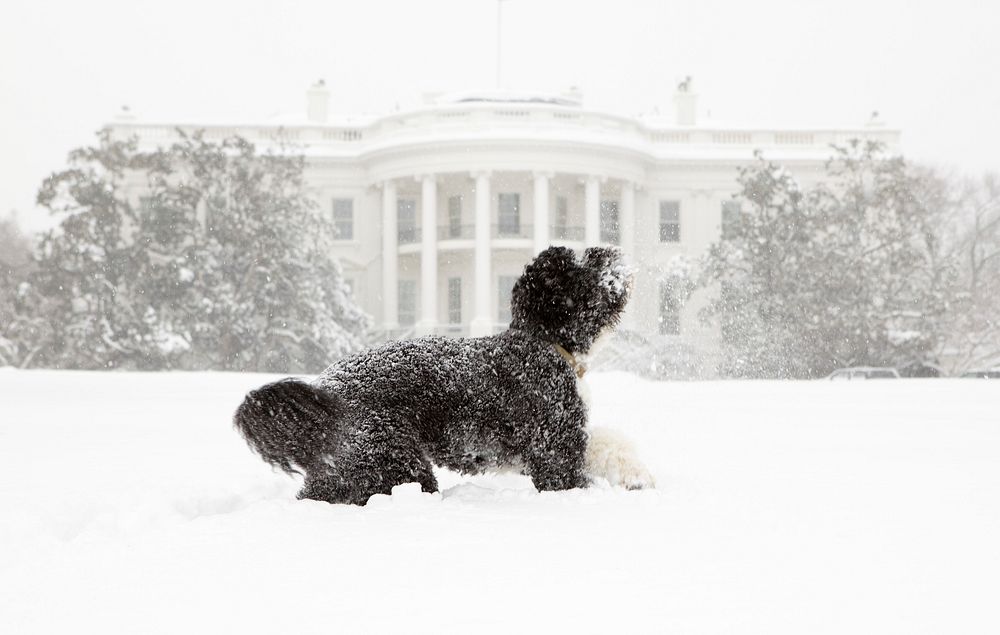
[524,408,590,492]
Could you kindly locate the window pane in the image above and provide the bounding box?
[659,282,681,335]
[721,200,740,240]
[447,277,461,324]
[555,196,568,229]
[398,199,416,243]
[497,275,518,323]
[660,200,680,243]
[600,199,619,244]
[660,223,680,242]
[138,196,154,220]
[398,280,416,326]
[333,198,353,240]
[448,196,462,238]
[498,193,520,235]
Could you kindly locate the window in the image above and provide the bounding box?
[600,199,620,244]
[448,195,462,238]
[498,193,520,236]
[659,200,680,242]
[397,199,416,243]
[721,200,741,240]
[447,277,461,324]
[497,275,518,323]
[332,198,353,240]
[658,281,681,335]
[138,196,154,221]
[398,280,416,326]
[554,196,569,238]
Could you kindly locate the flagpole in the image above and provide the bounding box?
[495,0,503,88]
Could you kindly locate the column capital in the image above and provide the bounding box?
[414,173,437,185]
[580,174,608,186]
[470,170,493,180]
[532,170,555,180]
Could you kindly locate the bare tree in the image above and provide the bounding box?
[942,173,1000,372]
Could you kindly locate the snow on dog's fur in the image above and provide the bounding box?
[233,246,654,505]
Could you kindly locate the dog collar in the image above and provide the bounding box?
[552,343,586,378]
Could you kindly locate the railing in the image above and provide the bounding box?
[600,230,620,245]
[437,224,475,240]
[398,224,592,246]
[112,104,901,156]
[491,224,531,239]
[550,225,584,241]
[397,227,421,244]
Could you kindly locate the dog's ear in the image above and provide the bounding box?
[582,246,632,304]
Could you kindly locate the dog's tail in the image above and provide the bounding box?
[233,378,342,475]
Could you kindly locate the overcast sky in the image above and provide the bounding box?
[2,0,998,232]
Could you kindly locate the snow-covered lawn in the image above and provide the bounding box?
[1,369,998,634]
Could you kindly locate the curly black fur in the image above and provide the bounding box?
[233,246,632,505]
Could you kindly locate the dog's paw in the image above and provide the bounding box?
[585,426,656,490]
[618,462,657,491]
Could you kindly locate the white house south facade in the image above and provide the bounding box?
[107,82,901,347]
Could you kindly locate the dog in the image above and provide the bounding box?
[233,245,654,505]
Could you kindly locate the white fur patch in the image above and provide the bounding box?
[576,374,593,411]
[585,426,656,490]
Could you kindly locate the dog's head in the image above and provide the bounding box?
[510,246,633,354]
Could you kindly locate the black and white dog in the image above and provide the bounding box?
[233,245,654,505]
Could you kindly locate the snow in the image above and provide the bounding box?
[1,369,998,634]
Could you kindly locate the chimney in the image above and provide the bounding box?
[562,85,583,105]
[114,104,136,122]
[307,79,329,123]
[673,76,697,126]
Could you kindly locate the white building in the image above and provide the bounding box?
[108,81,900,349]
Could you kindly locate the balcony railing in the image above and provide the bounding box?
[437,224,475,240]
[550,225,584,241]
[491,223,531,239]
[398,224,587,245]
[398,227,421,244]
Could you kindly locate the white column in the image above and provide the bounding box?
[417,175,438,336]
[381,180,399,332]
[585,176,601,247]
[532,171,551,255]
[619,181,637,330]
[620,181,635,256]
[470,171,492,337]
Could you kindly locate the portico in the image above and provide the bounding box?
[381,171,637,336]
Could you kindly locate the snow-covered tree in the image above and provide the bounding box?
[28,134,163,369]
[15,129,369,372]
[702,141,955,378]
[0,213,38,366]
[940,172,1000,372]
[137,131,370,372]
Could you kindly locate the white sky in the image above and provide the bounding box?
[2,0,998,233]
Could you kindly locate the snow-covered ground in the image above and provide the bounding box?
[1,369,998,634]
